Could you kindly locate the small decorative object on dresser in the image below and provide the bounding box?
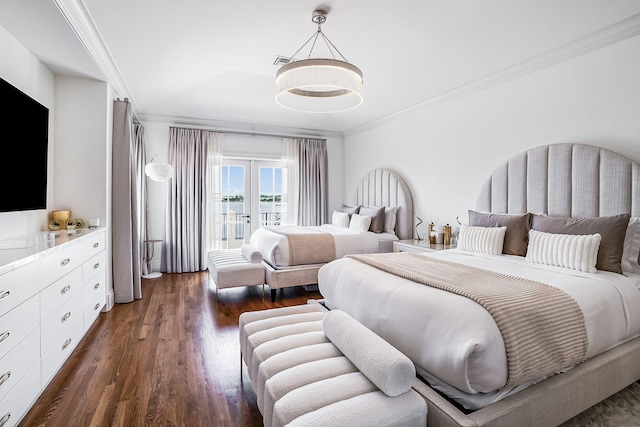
[52,210,71,229]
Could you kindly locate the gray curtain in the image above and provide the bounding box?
[297,138,329,226]
[165,127,213,273]
[112,99,145,303]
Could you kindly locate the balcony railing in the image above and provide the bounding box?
[220,212,286,240]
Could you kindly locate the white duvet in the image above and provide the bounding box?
[317,249,640,408]
[250,224,397,268]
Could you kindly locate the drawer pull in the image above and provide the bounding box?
[93,262,100,269]
[0,371,10,387]
[61,258,71,266]
[61,312,71,323]
[0,412,10,427]
[0,290,10,301]
[94,303,101,310]
[94,283,100,290]
[61,285,71,295]
[0,331,10,343]
[93,242,99,248]
[62,338,72,350]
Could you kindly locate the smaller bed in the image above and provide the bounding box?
[250,168,414,300]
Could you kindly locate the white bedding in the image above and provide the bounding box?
[317,249,640,409]
[250,224,397,268]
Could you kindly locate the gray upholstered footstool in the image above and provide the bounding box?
[207,244,265,299]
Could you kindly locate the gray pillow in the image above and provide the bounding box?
[531,213,630,274]
[340,204,360,217]
[468,210,531,256]
[359,206,385,233]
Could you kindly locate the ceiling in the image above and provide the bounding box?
[2,0,640,136]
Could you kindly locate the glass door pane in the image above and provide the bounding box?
[251,161,287,235]
[220,160,251,248]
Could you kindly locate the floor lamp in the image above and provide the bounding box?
[143,155,173,279]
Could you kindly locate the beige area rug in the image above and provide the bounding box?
[561,382,640,426]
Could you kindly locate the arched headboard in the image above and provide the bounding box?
[476,143,640,218]
[353,168,414,240]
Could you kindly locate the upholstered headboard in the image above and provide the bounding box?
[476,143,640,218]
[353,168,414,240]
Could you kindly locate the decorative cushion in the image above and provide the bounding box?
[457,224,506,255]
[340,204,360,217]
[531,213,630,274]
[526,230,601,273]
[349,214,372,232]
[241,244,263,263]
[468,210,531,256]
[359,206,385,233]
[331,210,350,228]
[622,217,640,274]
[384,207,398,234]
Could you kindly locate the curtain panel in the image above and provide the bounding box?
[297,138,329,226]
[165,128,220,273]
[112,99,145,303]
[282,138,300,226]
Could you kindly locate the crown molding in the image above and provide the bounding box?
[53,0,138,118]
[139,113,344,140]
[344,12,640,138]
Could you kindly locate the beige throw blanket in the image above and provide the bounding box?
[265,227,336,265]
[346,252,589,387]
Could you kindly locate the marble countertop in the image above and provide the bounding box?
[0,227,105,275]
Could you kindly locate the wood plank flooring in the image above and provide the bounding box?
[19,272,322,427]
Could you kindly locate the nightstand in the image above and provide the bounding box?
[392,239,456,253]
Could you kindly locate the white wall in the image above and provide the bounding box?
[54,76,110,224]
[0,26,55,238]
[344,34,640,238]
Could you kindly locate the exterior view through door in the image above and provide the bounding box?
[216,159,287,249]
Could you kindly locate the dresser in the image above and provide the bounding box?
[392,239,455,253]
[0,228,106,427]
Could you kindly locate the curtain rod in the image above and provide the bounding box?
[169,126,326,141]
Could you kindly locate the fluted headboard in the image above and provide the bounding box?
[476,143,640,218]
[353,168,414,240]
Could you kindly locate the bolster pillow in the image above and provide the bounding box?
[241,244,263,263]
[322,310,416,397]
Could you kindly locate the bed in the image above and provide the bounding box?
[317,143,640,426]
[250,168,414,300]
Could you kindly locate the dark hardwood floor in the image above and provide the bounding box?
[19,272,322,427]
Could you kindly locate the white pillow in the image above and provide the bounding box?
[384,207,398,234]
[349,214,372,232]
[621,217,640,274]
[332,210,350,228]
[457,224,506,255]
[526,229,601,273]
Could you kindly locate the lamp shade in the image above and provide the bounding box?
[276,59,363,113]
[145,162,173,182]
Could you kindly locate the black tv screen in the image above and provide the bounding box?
[0,77,49,212]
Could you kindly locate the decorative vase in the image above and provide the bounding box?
[52,210,72,229]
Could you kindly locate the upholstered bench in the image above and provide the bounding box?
[207,244,266,299]
[239,304,428,427]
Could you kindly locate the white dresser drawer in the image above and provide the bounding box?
[82,251,106,281]
[0,296,39,360]
[78,231,106,263]
[0,362,41,427]
[41,292,83,354]
[41,244,83,284]
[0,328,39,402]
[41,316,83,386]
[40,268,82,322]
[0,261,41,318]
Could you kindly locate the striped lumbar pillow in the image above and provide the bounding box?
[526,229,601,273]
[349,213,372,232]
[457,224,507,255]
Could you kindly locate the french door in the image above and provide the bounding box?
[217,159,286,249]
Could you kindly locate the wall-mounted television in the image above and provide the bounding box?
[0,77,49,212]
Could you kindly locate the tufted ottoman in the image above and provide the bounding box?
[207,244,266,299]
[239,304,428,427]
